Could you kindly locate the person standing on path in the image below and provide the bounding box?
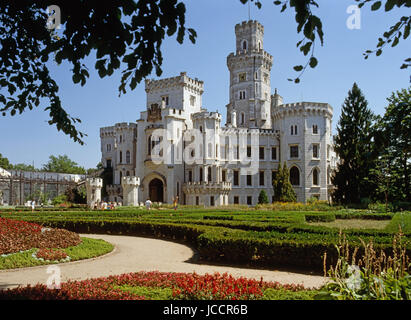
[173,196,179,210]
[145,199,152,210]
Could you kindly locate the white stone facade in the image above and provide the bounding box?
[100,20,337,205]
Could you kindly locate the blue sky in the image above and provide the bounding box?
[1,0,410,169]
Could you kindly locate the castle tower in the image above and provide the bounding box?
[121,176,140,206]
[85,178,103,208]
[226,20,273,129]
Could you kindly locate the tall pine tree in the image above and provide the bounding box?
[332,83,376,204]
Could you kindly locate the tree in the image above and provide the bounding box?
[378,87,411,201]
[42,154,86,174]
[86,162,104,176]
[11,163,37,172]
[1,1,409,144]
[0,153,12,170]
[273,162,297,202]
[332,83,376,204]
[0,1,196,144]
[65,185,86,204]
[258,190,269,204]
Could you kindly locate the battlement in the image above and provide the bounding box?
[145,72,204,94]
[272,102,333,119]
[235,20,264,34]
[100,126,115,137]
[114,122,137,130]
[121,176,140,186]
[86,178,103,188]
[192,111,222,121]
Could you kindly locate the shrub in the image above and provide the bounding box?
[258,190,269,204]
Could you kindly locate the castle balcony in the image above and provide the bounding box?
[183,181,232,195]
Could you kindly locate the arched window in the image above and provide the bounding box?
[313,168,319,186]
[242,40,247,50]
[148,136,152,155]
[290,166,300,186]
[207,167,212,182]
[126,150,130,164]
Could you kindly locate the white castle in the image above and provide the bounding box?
[100,20,338,206]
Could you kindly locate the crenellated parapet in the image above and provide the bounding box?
[145,72,204,95]
[272,102,333,120]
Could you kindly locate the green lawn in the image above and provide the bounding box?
[0,237,114,270]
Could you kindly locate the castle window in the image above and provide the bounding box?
[313,144,319,159]
[259,147,265,160]
[239,73,246,82]
[242,40,247,50]
[190,95,196,106]
[210,196,215,206]
[107,144,111,152]
[295,125,298,135]
[207,167,212,182]
[199,167,203,182]
[247,174,252,186]
[313,168,319,186]
[119,151,123,163]
[188,170,193,182]
[241,112,245,124]
[126,150,131,164]
[271,147,277,160]
[162,96,169,106]
[126,171,130,176]
[258,41,262,50]
[119,171,122,181]
[290,166,300,186]
[239,90,246,100]
[247,146,251,158]
[290,145,299,158]
[247,196,252,205]
[233,170,239,186]
[199,125,203,133]
[234,196,239,204]
[313,125,318,134]
[222,170,227,182]
[216,144,218,158]
[119,135,122,143]
[106,159,112,168]
[259,171,265,186]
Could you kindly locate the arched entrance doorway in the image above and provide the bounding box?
[149,178,164,202]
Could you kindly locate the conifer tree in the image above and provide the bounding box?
[258,190,269,204]
[332,83,376,204]
[273,162,297,202]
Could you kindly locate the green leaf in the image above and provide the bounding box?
[371,1,382,11]
[293,65,304,72]
[309,56,318,68]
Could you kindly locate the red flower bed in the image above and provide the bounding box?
[0,271,306,300]
[36,248,68,261]
[0,217,81,255]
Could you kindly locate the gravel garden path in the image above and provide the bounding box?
[0,234,328,290]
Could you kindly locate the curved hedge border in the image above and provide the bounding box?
[10,216,409,274]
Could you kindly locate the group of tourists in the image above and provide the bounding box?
[93,201,121,210]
